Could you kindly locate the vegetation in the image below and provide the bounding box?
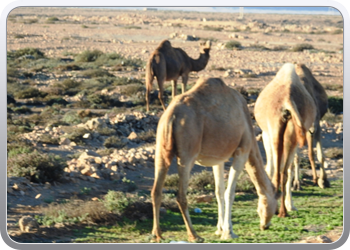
[290,43,314,52]
[66,179,342,243]
[225,40,242,50]
[7,151,66,183]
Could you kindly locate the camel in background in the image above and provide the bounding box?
[293,63,329,189]
[254,63,316,217]
[151,77,277,242]
[145,39,211,111]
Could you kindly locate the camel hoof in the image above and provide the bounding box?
[220,231,239,240]
[215,229,222,235]
[189,236,204,243]
[317,179,325,189]
[278,212,288,218]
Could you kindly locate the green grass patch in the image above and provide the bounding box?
[71,179,343,243]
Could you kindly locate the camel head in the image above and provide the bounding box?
[199,40,212,54]
[257,192,278,230]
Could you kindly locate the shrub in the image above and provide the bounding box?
[225,40,242,50]
[290,43,314,52]
[79,68,114,78]
[122,177,138,192]
[15,87,47,99]
[46,16,59,24]
[120,84,145,97]
[8,47,45,59]
[328,96,343,114]
[63,127,89,145]
[203,25,223,32]
[164,174,180,190]
[7,151,65,183]
[38,199,114,226]
[102,190,134,215]
[38,134,59,145]
[75,49,104,62]
[12,106,32,114]
[7,146,33,158]
[322,110,343,124]
[104,136,126,149]
[189,170,215,190]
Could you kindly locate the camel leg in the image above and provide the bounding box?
[221,148,248,240]
[306,131,318,186]
[156,76,166,110]
[212,163,225,236]
[151,156,170,241]
[176,158,203,242]
[171,80,177,99]
[285,147,298,212]
[146,84,151,113]
[262,131,274,180]
[315,124,330,188]
[181,75,188,94]
[292,151,302,191]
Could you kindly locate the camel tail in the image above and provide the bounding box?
[284,99,306,147]
[159,114,176,167]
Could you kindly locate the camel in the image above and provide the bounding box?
[292,63,329,189]
[145,39,211,112]
[254,63,317,217]
[151,77,278,242]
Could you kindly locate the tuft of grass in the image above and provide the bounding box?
[225,40,242,50]
[45,16,60,24]
[15,87,47,99]
[123,25,141,29]
[290,43,314,52]
[75,49,104,63]
[104,136,127,149]
[8,47,45,60]
[203,25,223,32]
[321,110,343,124]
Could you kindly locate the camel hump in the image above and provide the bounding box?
[158,40,173,50]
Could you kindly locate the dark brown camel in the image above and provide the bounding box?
[145,39,211,111]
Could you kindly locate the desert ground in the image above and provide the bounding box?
[6,7,343,244]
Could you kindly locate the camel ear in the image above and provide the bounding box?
[205,40,212,48]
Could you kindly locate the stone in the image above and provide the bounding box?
[60,137,71,145]
[128,131,138,140]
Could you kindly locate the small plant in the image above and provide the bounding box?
[38,134,59,145]
[102,190,132,214]
[203,25,223,32]
[46,16,59,24]
[8,47,45,59]
[123,25,141,29]
[119,84,145,97]
[164,174,180,190]
[322,110,343,124]
[122,177,138,192]
[225,40,242,50]
[80,187,92,195]
[290,43,314,52]
[103,136,126,149]
[189,170,215,190]
[75,49,104,62]
[15,87,47,99]
[80,69,114,78]
[63,127,89,145]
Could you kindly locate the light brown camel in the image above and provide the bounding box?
[292,63,329,190]
[151,77,277,242]
[145,39,211,112]
[254,63,316,217]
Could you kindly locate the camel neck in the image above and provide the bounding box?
[245,142,276,198]
[190,52,210,72]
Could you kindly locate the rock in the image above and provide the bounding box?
[83,133,91,139]
[317,235,332,243]
[159,207,167,215]
[60,137,72,145]
[128,131,138,140]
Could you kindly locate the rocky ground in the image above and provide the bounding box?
[6,7,344,244]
